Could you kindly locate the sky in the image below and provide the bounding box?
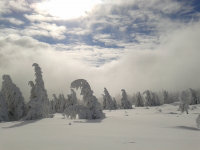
[0,0,200,101]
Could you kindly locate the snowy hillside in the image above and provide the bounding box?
[0,104,200,150]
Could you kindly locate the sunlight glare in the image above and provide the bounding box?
[37,0,102,19]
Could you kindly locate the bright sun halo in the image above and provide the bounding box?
[37,0,102,19]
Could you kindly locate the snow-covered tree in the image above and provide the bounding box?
[121,89,132,109]
[189,88,198,105]
[143,90,153,106]
[113,97,118,109]
[151,92,161,106]
[135,92,144,107]
[22,63,49,120]
[196,114,200,128]
[65,89,77,109]
[57,94,66,113]
[1,75,27,121]
[163,90,172,104]
[52,94,59,112]
[102,88,115,110]
[0,91,9,122]
[63,79,105,119]
[179,91,189,114]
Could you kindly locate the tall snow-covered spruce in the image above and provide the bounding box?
[135,92,144,107]
[121,89,132,109]
[0,91,9,122]
[63,79,105,119]
[22,63,50,120]
[1,75,27,121]
[102,88,116,110]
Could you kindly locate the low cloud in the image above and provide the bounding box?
[1,21,200,101]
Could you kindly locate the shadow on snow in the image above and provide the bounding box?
[2,119,41,129]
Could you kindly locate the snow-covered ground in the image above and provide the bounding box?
[0,104,200,150]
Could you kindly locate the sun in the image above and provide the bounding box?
[37,0,102,19]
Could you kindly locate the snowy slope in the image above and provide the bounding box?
[0,104,200,150]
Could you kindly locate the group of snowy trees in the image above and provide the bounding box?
[63,79,105,119]
[0,63,50,122]
[50,89,77,113]
[1,63,200,122]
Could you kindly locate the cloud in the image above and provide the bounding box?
[1,21,200,102]
[0,17,24,25]
[0,0,200,102]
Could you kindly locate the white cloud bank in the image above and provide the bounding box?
[0,21,200,101]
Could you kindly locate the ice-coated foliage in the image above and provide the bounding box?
[143,90,153,106]
[121,89,132,109]
[65,89,78,109]
[57,94,66,113]
[0,92,9,122]
[163,90,172,104]
[113,97,118,109]
[102,88,115,110]
[1,75,27,121]
[179,91,189,114]
[135,92,144,107]
[63,79,105,119]
[196,114,200,128]
[151,92,161,106]
[22,63,49,120]
[189,88,198,105]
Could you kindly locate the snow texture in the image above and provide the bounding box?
[22,63,49,120]
[102,88,116,110]
[63,79,105,119]
[1,75,27,121]
[135,92,144,107]
[179,91,189,114]
[1,104,200,150]
[0,91,9,122]
[121,89,132,109]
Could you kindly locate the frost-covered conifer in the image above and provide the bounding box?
[63,79,105,119]
[135,92,144,107]
[52,94,59,112]
[163,90,172,104]
[65,89,77,109]
[196,114,200,128]
[1,75,27,121]
[0,92,9,122]
[179,91,189,114]
[57,94,67,113]
[150,92,160,106]
[102,88,115,110]
[121,89,132,109]
[143,90,153,106]
[113,97,118,109]
[189,88,198,105]
[22,63,49,120]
